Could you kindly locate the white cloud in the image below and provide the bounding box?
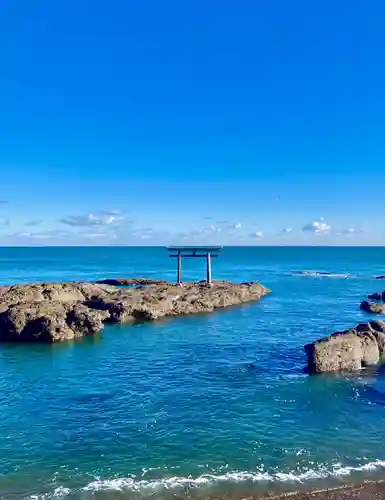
[61,212,125,227]
[227,222,242,230]
[250,231,263,238]
[302,219,331,234]
[204,224,220,232]
[10,230,69,240]
[280,227,293,234]
[81,232,117,239]
[0,217,10,228]
[101,209,122,216]
[344,227,356,235]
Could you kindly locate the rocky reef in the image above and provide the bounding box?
[305,288,385,373]
[360,291,385,314]
[0,280,270,343]
[360,300,385,314]
[305,320,385,373]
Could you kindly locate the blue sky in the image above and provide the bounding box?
[0,0,383,245]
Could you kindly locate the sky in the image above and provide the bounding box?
[0,0,384,246]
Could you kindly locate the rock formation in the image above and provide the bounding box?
[0,280,270,343]
[360,300,385,314]
[305,320,385,373]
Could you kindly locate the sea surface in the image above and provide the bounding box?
[1,246,385,500]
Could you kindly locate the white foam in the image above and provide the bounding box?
[29,486,71,500]
[82,460,385,492]
[28,460,385,498]
[292,271,351,279]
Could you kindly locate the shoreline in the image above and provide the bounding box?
[260,481,385,499]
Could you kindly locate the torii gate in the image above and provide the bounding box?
[167,246,223,285]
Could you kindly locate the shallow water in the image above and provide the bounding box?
[0,246,385,499]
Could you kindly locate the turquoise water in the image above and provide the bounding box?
[1,247,385,499]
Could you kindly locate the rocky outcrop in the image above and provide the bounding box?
[360,300,385,314]
[305,320,385,373]
[0,280,270,343]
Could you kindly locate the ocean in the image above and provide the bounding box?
[0,246,385,499]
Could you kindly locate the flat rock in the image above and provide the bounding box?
[0,280,270,343]
[360,300,385,314]
[305,322,385,373]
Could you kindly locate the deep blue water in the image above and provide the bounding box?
[1,246,385,499]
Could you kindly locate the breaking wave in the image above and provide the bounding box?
[30,460,385,499]
[290,270,352,278]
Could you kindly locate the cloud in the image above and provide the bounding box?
[25,220,43,227]
[280,227,293,234]
[10,229,69,240]
[343,227,363,236]
[302,219,331,234]
[81,231,117,239]
[61,212,125,227]
[227,222,242,230]
[250,231,263,238]
[0,200,8,204]
[202,224,220,232]
[101,209,122,216]
[0,217,10,228]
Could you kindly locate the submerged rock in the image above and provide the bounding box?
[305,321,385,373]
[360,300,385,314]
[0,280,270,343]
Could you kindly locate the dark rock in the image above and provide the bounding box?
[376,276,385,279]
[360,300,385,314]
[305,322,385,373]
[370,320,385,332]
[96,278,167,286]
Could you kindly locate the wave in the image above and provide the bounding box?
[290,271,352,278]
[33,460,385,498]
[83,461,385,492]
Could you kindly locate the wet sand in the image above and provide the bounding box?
[261,481,385,499]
